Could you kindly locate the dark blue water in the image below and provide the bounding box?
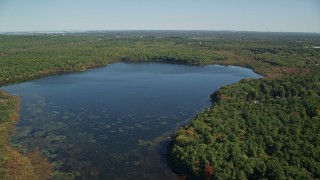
[1,63,261,179]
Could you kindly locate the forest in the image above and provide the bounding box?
[0,31,319,179]
[168,73,320,179]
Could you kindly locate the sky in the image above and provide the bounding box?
[0,0,319,33]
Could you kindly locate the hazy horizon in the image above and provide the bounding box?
[0,0,319,33]
[1,29,320,34]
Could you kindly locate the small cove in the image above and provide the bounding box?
[1,62,261,179]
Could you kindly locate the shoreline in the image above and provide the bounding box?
[0,91,51,179]
[0,59,265,87]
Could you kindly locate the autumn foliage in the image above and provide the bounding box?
[204,165,214,179]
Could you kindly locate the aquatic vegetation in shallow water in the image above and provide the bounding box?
[50,171,80,180]
[137,140,154,147]
[9,100,198,179]
[89,166,101,177]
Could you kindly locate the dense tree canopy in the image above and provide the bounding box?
[169,73,320,179]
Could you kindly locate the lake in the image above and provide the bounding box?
[1,62,261,179]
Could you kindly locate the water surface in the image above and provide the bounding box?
[1,62,261,179]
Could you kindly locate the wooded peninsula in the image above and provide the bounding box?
[0,31,319,179]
